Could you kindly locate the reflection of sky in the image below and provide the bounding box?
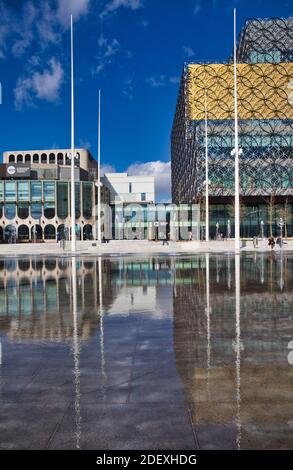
[1,254,293,449]
[107,285,172,319]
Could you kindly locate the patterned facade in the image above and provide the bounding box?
[171,17,293,238]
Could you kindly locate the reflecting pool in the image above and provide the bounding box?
[0,253,293,449]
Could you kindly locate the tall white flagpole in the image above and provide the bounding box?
[70,14,76,252]
[97,90,102,242]
[204,89,209,242]
[234,8,240,254]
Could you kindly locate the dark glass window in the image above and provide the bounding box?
[4,204,16,219]
[43,181,55,219]
[31,203,42,219]
[5,181,16,202]
[30,181,42,202]
[18,181,29,202]
[82,182,92,219]
[44,225,56,240]
[18,225,29,241]
[18,204,29,219]
[57,182,68,219]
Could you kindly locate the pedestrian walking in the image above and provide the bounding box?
[268,236,275,250]
[276,236,283,250]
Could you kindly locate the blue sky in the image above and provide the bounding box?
[0,0,292,200]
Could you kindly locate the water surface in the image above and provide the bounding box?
[0,253,293,449]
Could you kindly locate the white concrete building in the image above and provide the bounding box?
[101,173,155,204]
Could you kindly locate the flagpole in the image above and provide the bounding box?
[204,88,209,242]
[234,8,240,254]
[97,90,102,242]
[70,14,76,252]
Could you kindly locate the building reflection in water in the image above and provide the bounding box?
[0,253,293,449]
[173,252,293,450]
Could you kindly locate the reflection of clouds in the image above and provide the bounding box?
[106,285,172,319]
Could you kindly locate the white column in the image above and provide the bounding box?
[70,14,76,252]
[97,90,102,242]
[204,89,209,242]
[233,8,240,254]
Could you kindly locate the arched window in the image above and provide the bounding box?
[9,154,15,163]
[41,153,47,164]
[57,224,67,240]
[25,154,31,163]
[83,224,92,240]
[18,260,30,271]
[31,225,42,241]
[4,204,16,220]
[45,259,56,270]
[4,225,16,243]
[49,153,56,164]
[18,225,29,241]
[31,203,42,219]
[17,154,23,163]
[44,224,56,240]
[32,258,43,270]
[57,153,64,165]
[18,204,29,219]
[33,154,39,163]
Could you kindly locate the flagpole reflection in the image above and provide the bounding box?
[205,253,211,399]
[235,254,242,450]
[98,257,106,395]
[71,256,81,449]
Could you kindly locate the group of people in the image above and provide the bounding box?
[268,235,283,250]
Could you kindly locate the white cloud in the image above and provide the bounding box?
[146,75,166,88]
[183,45,195,58]
[93,34,120,75]
[14,57,64,109]
[1,0,91,60]
[146,75,180,88]
[193,1,201,15]
[169,76,180,85]
[141,19,149,29]
[101,164,116,174]
[11,1,38,57]
[0,0,14,59]
[127,161,171,201]
[57,0,90,25]
[101,0,143,18]
[100,161,171,201]
[122,74,135,100]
